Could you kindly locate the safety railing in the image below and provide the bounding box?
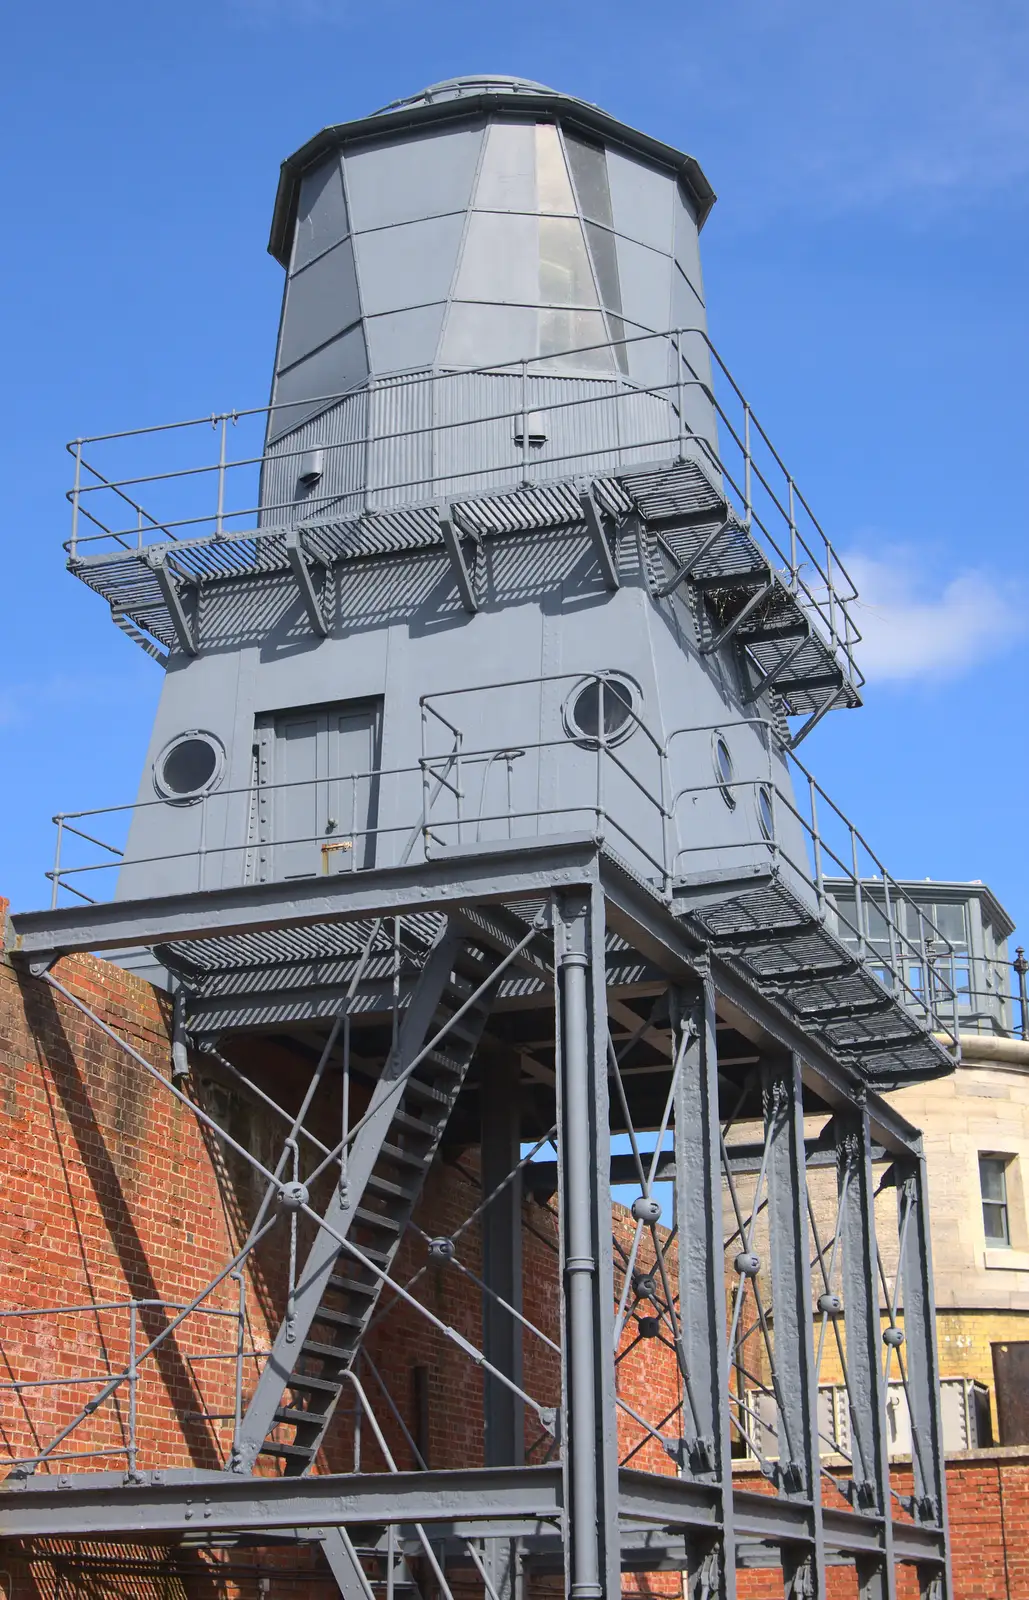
[0,1295,260,1476]
[64,326,861,691]
[42,685,963,1050]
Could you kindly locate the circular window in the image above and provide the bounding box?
[155,731,224,802]
[564,675,638,746]
[757,784,774,840]
[712,733,735,808]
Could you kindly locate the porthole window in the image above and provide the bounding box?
[564,675,639,746]
[757,784,774,840]
[712,733,735,808]
[154,731,225,802]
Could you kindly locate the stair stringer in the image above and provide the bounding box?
[231,922,483,1474]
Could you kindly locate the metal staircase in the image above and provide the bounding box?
[232,921,499,1476]
[626,460,861,726]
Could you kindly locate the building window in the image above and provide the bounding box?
[980,1155,1011,1247]
[154,731,225,802]
[712,733,736,810]
[564,674,638,746]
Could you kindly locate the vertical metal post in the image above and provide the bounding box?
[1013,948,1028,1041]
[673,977,737,1600]
[51,817,64,910]
[555,888,617,1600]
[520,360,530,486]
[852,833,867,961]
[215,414,228,538]
[808,778,825,915]
[743,404,752,525]
[836,1111,897,1600]
[676,329,686,461]
[788,478,798,590]
[127,1301,138,1479]
[70,440,83,560]
[232,1269,245,1461]
[481,1051,524,1600]
[895,1153,950,1586]
[763,1055,825,1598]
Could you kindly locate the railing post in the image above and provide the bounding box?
[232,1270,245,1463]
[808,776,825,916]
[51,816,64,910]
[851,830,867,961]
[70,440,83,560]
[882,878,901,998]
[787,477,798,591]
[675,328,686,461]
[743,403,752,525]
[127,1301,138,1479]
[520,360,530,486]
[215,414,228,538]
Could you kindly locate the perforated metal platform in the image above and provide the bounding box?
[676,876,954,1088]
[69,456,861,722]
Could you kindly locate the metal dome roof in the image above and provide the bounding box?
[376,75,570,112]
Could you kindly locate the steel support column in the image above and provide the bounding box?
[555,890,618,1600]
[673,977,737,1600]
[482,1051,525,1600]
[763,1054,825,1598]
[894,1149,951,1600]
[836,1110,896,1600]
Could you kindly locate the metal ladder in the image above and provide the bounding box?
[232,922,498,1476]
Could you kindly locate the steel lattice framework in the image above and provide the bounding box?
[5,840,951,1600]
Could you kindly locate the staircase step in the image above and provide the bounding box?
[365,1172,419,1203]
[327,1272,378,1298]
[302,1337,357,1362]
[379,1140,429,1170]
[275,1405,334,1428]
[391,1109,438,1138]
[693,567,769,590]
[258,1440,315,1461]
[402,1076,450,1108]
[284,1371,342,1395]
[353,1206,402,1233]
[423,1047,466,1077]
[313,1303,367,1330]
[430,1012,483,1047]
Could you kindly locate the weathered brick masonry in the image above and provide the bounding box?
[1,921,1027,1597]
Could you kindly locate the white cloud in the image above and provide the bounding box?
[843,549,1025,683]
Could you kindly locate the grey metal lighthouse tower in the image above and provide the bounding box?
[8,75,959,1600]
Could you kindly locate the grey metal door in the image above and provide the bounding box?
[255,702,380,881]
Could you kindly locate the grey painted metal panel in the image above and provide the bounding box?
[614,234,674,334]
[271,324,368,442]
[278,238,362,372]
[564,134,614,227]
[672,183,705,310]
[343,123,484,232]
[475,118,538,211]
[455,210,542,304]
[364,306,447,375]
[352,213,465,316]
[607,147,674,254]
[440,301,541,370]
[293,157,349,272]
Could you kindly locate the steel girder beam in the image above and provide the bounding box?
[553,888,620,1600]
[892,1151,952,1600]
[7,834,603,961]
[836,1109,897,1600]
[763,1053,825,1597]
[673,977,737,1600]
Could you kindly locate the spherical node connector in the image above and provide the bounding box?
[637,1315,660,1339]
[817,1293,843,1316]
[883,1326,905,1348]
[635,1273,658,1300]
[631,1195,662,1224]
[277,1180,309,1212]
[428,1236,456,1262]
[734,1251,761,1278]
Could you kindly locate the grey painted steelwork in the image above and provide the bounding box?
[5,73,957,1600]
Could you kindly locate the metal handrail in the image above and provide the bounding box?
[63,325,863,690]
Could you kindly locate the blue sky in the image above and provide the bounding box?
[2,0,1027,946]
